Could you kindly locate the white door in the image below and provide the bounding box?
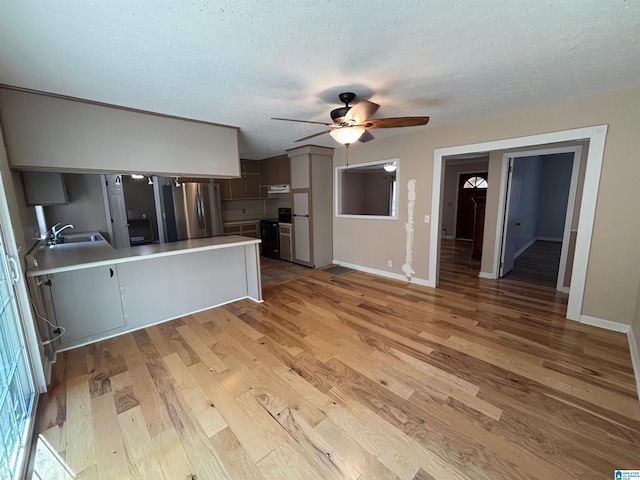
[105,175,130,248]
[293,192,311,265]
[500,158,519,276]
[0,219,36,479]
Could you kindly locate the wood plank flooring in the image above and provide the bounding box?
[31,240,640,479]
[504,240,562,287]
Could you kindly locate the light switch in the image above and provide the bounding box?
[424,215,430,223]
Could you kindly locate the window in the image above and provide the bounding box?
[336,159,399,219]
[463,176,488,189]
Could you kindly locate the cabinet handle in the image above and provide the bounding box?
[109,268,114,278]
[293,214,309,218]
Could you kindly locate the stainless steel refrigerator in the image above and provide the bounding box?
[162,182,224,242]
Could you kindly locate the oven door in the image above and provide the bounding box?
[260,223,280,258]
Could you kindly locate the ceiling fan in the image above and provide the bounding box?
[271,92,430,146]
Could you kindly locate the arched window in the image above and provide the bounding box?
[463,176,488,189]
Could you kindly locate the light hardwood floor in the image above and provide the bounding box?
[31,240,640,479]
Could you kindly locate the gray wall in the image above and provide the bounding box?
[509,153,574,254]
[511,156,542,253]
[536,153,573,239]
[43,174,110,239]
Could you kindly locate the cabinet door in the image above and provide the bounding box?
[276,156,291,185]
[230,178,246,198]
[22,171,69,205]
[48,265,125,344]
[291,155,310,189]
[244,174,260,198]
[279,225,292,261]
[242,159,260,174]
[292,192,312,265]
[216,180,232,200]
[266,157,278,185]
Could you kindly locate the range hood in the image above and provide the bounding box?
[267,184,291,194]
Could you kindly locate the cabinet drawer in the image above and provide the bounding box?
[279,225,291,235]
[223,225,241,235]
[240,224,258,237]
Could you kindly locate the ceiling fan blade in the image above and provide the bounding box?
[345,99,380,125]
[272,117,333,126]
[358,130,375,143]
[362,117,430,129]
[295,130,331,142]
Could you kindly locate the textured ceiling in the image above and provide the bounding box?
[1,1,639,159]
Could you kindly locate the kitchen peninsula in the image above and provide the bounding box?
[27,233,261,350]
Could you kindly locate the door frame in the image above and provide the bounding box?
[429,125,607,322]
[454,170,489,239]
[496,145,582,291]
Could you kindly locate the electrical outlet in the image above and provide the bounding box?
[53,328,62,335]
[387,260,392,267]
[242,208,246,214]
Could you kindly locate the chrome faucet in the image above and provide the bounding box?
[50,223,75,241]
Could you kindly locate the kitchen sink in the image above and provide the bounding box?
[57,234,103,244]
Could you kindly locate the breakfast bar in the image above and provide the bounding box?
[27,233,262,350]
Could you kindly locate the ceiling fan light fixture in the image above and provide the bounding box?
[329,126,365,146]
[383,163,397,172]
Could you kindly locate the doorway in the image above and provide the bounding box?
[429,125,607,321]
[455,172,488,239]
[499,151,578,291]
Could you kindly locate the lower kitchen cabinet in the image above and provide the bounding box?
[223,222,259,238]
[279,223,292,261]
[46,264,125,345]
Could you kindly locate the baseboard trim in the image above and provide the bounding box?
[332,260,433,287]
[478,271,495,279]
[536,236,563,242]
[628,326,640,403]
[559,286,570,294]
[514,238,536,259]
[579,315,631,333]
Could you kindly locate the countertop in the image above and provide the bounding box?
[222,218,267,226]
[27,232,261,277]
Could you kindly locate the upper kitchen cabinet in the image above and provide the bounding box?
[216,159,261,200]
[22,171,68,205]
[260,155,290,186]
[0,88,240,177]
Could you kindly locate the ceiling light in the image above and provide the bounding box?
[131,174,144,179]
[174,177,181,187]
[329,126,365,146]
[147,175,153,185]
[384,163,397,172]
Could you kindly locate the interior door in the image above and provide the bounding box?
[292,192,311,265]
[500,159,519,276]
[104,175,131,248]
[456,172,488,239]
